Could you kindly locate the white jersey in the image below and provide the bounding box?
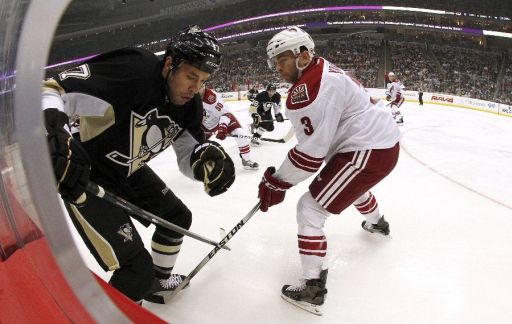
[387,80,404,101]
[275,57,401,185]
[201,88,231,131]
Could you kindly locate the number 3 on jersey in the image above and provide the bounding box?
[300,116,314,135]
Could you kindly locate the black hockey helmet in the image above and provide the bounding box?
[266,83,277,91]
[165,25,222,74]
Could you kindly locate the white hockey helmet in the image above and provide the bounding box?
[388,72,397,80]
[266,26,315,67]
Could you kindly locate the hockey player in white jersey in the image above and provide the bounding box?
[200,86,259,170]
[386,72,405,124]
[259,26,401,315]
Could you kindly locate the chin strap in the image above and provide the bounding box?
[295,55,313,80]
[164,59,187,103]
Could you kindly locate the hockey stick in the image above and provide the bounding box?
[85,182,230,251]
[165,202,261,303]
[228,134,286,143]
[257,118,289,123]
[229,126,294,143]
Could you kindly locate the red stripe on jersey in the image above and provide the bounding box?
[288,148,324,172]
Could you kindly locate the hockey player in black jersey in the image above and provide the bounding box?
[247,86,259,101]
[42,25,235,304]
[250,83,285,145]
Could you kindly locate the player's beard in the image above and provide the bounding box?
[287,67,300,84]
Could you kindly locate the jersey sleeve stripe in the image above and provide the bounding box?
[287,147,324,172]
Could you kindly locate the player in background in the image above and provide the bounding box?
[259,26,401,315]
[200,86,259,170]
[386,72,405,124]
[247,86,260,134]
[249,83,285,145]
[42,26,235,304]
[247,86,259,102]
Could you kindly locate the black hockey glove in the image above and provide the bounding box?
[45,108,91,205]
[274,113,284,123]
[251,113,262,128]
[190,141,235,197]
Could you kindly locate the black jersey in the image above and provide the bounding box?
[46,48,204,180]
[251,90,281,113]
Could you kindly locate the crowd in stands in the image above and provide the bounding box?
[206,36,381,91]
[431,45,502,100]
[206,45,280,92]
[132,1,508,60]
[205,35,510,105]
[211,9,510,41]
[47,0,512,105]
[199,0,510,30]
[495,57,512,104]
[389,41,442,93]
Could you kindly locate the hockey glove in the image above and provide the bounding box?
[251,113,262,128]
[191,141,235,197]
[216,123,228,140]
[258,167,292,212]
[45,108,90,205]
[274,113,284,123]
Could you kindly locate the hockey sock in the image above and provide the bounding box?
[298,227,327,280]
[353,191,380,224]
[151,232,183,279]
[255,128,265,137]
[239,145,251,161]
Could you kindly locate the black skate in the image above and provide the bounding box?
[250,133,261,146]
[362,216,390,236]
[396,116,404,125]
[144,274,188,304]
[281,269,328,316]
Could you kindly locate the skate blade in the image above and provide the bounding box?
[281,293,323,316]
[243,165,259,170]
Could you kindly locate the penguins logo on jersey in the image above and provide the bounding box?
[106,108,182,176]
[263,102,275,112]
[117,223,133,243]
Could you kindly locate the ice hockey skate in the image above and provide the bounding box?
[242,158,259,170]
[144,274,188,304]
[250,134,261,146]
[361,216,390,236]
[281,269,328,316]
[395,116,404,125]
